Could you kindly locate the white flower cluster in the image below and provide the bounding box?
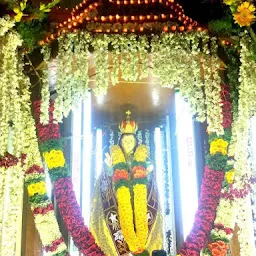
[0,163,24,256]
[91,34,110,96]
[40,46,51,125]
[0,16,15,37]
[202,36,223,135]
[41,31,223,127]
[236,194,255,256]
[0,30,23,156]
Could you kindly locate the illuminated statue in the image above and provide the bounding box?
[90,111,163,256]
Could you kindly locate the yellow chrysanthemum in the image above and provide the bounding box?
[111,145,126,165]
[27,181,47,197]
[116,186,140,252]
[234,2,256,27]
[133,184,148,249]
[43,149,65,169]
[134,145,148,162]
[225,169,235,184]
[210,139,229,156]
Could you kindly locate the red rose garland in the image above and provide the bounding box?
[178,168,225,256]
[178,84,232,256]
[33,100,105,256]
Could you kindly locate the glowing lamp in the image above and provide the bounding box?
[139,26,144,32]
[116,14,120,20]
[163,26,168,32]
[124,16,128,22]
[147,15,151,20]
[123,28,128,32]
[171,25,176,31]
[179,26,184,32]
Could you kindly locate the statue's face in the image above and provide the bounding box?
[121,134,136,155]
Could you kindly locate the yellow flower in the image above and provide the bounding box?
[43,150,65,169]
[225,169,235,184]
[223,0,240,6]
[134,145,148,162]
[210,139,228,155]
[234,2,256,27]
[116,186,140,252]
[133,184,148,249]
[27,181,47,197]
[111,145,126,165]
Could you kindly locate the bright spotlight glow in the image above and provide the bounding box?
[95,128,103,178]
[152,89,159,106]
[82,92,92,225]
[71,102,82,205]
[175,91,198,239]
[154,127,165,239]
[96,94,104,105]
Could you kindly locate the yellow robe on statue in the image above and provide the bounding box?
[90,173,163,256]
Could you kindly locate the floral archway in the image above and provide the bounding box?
[0,0,256,256]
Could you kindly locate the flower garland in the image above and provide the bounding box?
[0,19,69,255]
[178,84,231,256]
[0,153,24,256]
[111,144,149,254]
[41,31,223,135]
[25,165,70,256]
[202,85,236,256]
[33,100,105,256]
[0,15,15,37]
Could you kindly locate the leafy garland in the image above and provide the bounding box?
[177,84,232,256]
[41,31,224,136]
[33,100,105,256]
[111,145,149,255]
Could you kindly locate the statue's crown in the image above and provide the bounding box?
[119,110,138,134]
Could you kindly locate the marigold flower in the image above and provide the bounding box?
[210,139,228,156]
[225,169,235,184]
[234,2,256,27]
[134,145,148,162]
[27,181,47,197]
[43,150,65,169]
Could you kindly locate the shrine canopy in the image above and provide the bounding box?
[42,0,202,44]
[39,0,224,137]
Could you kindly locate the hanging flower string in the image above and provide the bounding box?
[33,100,106,256]
[0,153,25,256]
[25,165,70,256]
[111,144,149,255]
[178,84,231,256]
[202,85,235,256]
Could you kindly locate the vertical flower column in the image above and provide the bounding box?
[33,100,105,256]
[25,165,70,256]
[0,154,24,256]
[202,85,236,256]
[178,84,231,256]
